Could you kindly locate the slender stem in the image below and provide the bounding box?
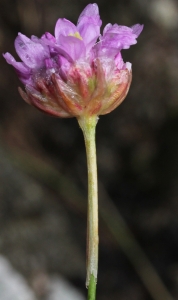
[78,115,98,300]
[11,145,174,300]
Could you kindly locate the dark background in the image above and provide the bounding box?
[1,0,178,299]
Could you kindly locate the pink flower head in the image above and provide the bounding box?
[3,3,143,117]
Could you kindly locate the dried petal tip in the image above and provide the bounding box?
[3,4,143,118]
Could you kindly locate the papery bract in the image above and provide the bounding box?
[3,3,143,118]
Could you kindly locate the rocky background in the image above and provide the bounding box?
[0,0,178,299]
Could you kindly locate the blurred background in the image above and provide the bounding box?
[0,0,178,299]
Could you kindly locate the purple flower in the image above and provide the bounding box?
[3,3,143,117]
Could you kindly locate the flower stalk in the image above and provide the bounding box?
[78,115,98,300]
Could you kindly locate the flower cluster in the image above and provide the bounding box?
[3,3,143,118]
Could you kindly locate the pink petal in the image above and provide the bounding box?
[15,33,49,68]
[131,24,144,37]
[3,52,33,85]
[77,3,101,26]
[56,35,86,61]
[55,18,77,43]
[77,3,102,50]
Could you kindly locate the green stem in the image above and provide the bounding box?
[87,274,97,300]
[78,115,98,300]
